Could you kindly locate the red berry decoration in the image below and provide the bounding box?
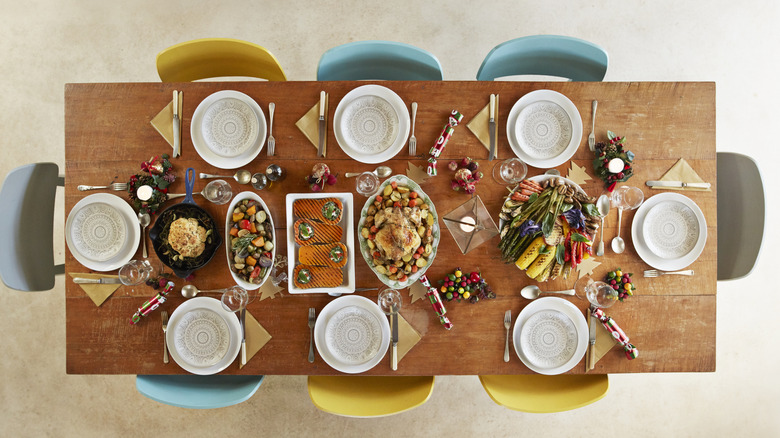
[450,157,484,195]
[605,268,635,301]
[305,163,337,192]
[593,131,635,192]
[436,267,496,303]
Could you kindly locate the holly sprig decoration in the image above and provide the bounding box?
[128,154,176,215]
[593,131,635,192]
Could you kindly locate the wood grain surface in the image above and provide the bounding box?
[64,81,716,375]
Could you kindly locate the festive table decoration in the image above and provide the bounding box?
[419,275,453,330]
[448,157,484,194]
[592,307,639,359]
[566,161,592,185]
[426,110,464,176]
[130,281,174,325]
[406,162,431,184]
[436,268,496,303]
[409,281,428,303]
[593,131,635,191]
[128,154,175,215]
[605,268,635,301]
[305,163,338,191]
[575,258,601,279]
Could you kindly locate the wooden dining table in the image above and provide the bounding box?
[64,80,716,375]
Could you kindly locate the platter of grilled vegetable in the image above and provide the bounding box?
[499,175,600,282]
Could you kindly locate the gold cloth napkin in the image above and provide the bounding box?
[652,158,711,191]
[295,94,329,157]
[240,310,272,369]
[466,96,499,159]
[67,273,121,306]
[394,313,422,362]
[150,92,183,153]
[593,320,618,365]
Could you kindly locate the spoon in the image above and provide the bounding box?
[344,166,392,178]
[520,285,575,300]
[138,212,150,258]
[611,206,626,254]
[596,195,610,257]
[181,285,225,298]
[199,170,252,184]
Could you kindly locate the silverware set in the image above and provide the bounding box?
[308,307,316,363]
[503,310,511,362]
[408,102,417,155]
[161,310,169,364]
[644,269,694,277]
[77,182,127,191]
[267,102,276,156]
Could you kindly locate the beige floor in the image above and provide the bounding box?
[1,0,779,436]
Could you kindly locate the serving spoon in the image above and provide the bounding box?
[138,212,150,258]
[344,166,392,178]
[520,285,575,300]
[199,170,252,184]
[181,284,226,298]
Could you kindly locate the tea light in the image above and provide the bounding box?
[608,158,625,173]
[459,215,476,232]
[136,184,153,201]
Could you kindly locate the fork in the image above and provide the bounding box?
[503,310,511,362]
[644,269,694,277]
[308,307,316,363]
[77,182,128,191]
[588,100,598,151]
[267,102,275,156]
[161,311,169,364]
[408,102,418,156]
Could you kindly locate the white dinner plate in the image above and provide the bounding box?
[166,297,241,375]
[631,192,707,271]
[65,193,140,271]
[314,295,390,374]
[333,85,410,164]
[191,90,267,169]
[513,297,588,375]
[506,90,582,169]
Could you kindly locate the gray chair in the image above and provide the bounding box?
[717,152,764,280]
[0,163,63,291]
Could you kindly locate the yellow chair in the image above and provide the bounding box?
[479,374,608,413]
[156,38,287,82]
[308,376,434,417]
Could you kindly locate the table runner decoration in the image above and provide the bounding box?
[150,92,183,154]
[651,158,711,191]
[466,95,499,159]
[67,273,121,306]
[240,310,272,369]
[295,94,329,157]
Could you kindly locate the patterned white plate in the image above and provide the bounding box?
[513,297,588,375]
[506,90,583,169]
[166,297,241,375]
[202,97,259,158]
[191,90,266,169]
[65,193,140,271]
[314,295,390,374]
[632,192,707,271]
[333,85,410,164]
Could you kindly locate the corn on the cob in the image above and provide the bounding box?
[515,236,545,270]
[535,259,556,282]
[526,249,556,279]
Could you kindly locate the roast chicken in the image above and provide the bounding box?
[373,206,423,261]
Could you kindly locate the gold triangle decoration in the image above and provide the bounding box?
[406,162,431,185]
[409,281,428,304]
[567,162,592,185]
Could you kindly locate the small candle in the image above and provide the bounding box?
[459,215,476,233]
[136,185,153,201]
[608,158,625,173]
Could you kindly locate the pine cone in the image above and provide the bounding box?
[606,144,617,153]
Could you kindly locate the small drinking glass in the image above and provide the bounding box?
[118,260,154,286]
[576,275,619,308]
[377,288,402,314]
[355,171,380,197]
[203,179,232,204]
[220,285,256,312]
[492,158,528,185]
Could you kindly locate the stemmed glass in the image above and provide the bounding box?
[575,275,618,309]
[492,158,528,185]
[118,260,153,295]
[202,179,232,204]
[220,285,257,312]
[610,186,644,253]
[377,288,402,315]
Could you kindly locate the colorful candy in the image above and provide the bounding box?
[592,307,638,360]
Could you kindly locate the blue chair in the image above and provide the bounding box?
[717,152,764,281]
[476,35,608,81]
[0,163,63,291]
[136,375,265,409]
[317,40,443,81]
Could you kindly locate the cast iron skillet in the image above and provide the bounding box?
[149,168,222,278]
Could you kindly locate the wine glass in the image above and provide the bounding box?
[118,259,153,286]
[220,285,256,312]
[377,288,402,314]
[610,186,644,253]
[575,275,618,308]
[492,158,528,185]
[202,179,232,204]
[356,171,380,197]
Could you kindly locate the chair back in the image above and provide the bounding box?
[479,374,608,413]
[717,152,764,281]
[308,375,434,417]
[317,40,443,81]
[156,38,287,82]
[0,163,62,291]
[136,375,265,409]
[476,35,608,81]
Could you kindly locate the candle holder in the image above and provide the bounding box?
[442,195,499,254]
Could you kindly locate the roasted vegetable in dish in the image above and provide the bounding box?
[228,199,274,284]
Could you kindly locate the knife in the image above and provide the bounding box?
[172,90,181,158]
[645,180,710,189]
[73,277,122,284]
[240,309,247,366]
[317,91,326,157]
[587,305,597,371]
[488,94,497,161]
[391,306,399,371]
